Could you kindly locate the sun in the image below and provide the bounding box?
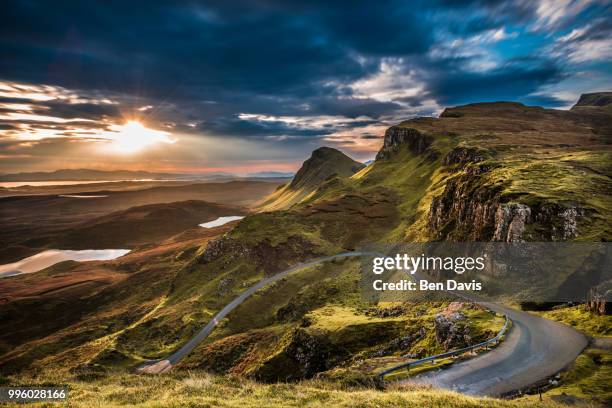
[104,120,175,153]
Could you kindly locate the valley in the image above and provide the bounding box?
[0,94,610,407]
[0,180,282,263]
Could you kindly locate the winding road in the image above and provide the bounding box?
[137,251,588,398]
[407,299,588,396]
[137,252,368,373]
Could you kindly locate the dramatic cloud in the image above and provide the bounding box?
[551,18,612,63]
[0,0,610,172]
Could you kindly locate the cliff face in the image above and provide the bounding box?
[427,166,588,242]
[375,127,437,161]
[427,160,501,241]
[375,94,611,243]
[199,234,316,275]
[426,144,590,242]
[572,92,612,108]
[587,282,612,315]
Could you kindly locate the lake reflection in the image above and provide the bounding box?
[0,249,131,278]
[199,216,244,228]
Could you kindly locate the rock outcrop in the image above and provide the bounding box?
[428,166,587,242]
[534,205,586,241]
[434,312,472,351]
[200,235,316,274]
[428,170,502,241]
[253,328,346,381]
[442,146,489,167]
[493,203,532,242]
[586,281,612,315]
[375,126,437,160]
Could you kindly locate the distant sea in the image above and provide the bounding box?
[0,179,158,188]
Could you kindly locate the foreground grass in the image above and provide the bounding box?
[550,348,612,402]
[519,347,611,406]
[0,371,573,408]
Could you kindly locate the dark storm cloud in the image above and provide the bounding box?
[306,97,403,119]
[34,101,121,120]
[1,1,373,97]
[427,58,565,105]
[202,117,332,138]
[3,0,418,143]
[0,2,433,105]
[201,115,380,141]
[0,0,610,167]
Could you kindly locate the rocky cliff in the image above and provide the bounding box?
[427,157,590,242]
[572,92,612,108]
[379,95,612,242]
[375,126,438,161]
[586,281,612,315]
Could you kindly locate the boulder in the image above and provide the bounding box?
[434,312,472,351]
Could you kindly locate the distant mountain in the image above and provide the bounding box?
[0,169,177,182]
[0,169,298,183]
[258,146,364,210]
[245,171,294,178]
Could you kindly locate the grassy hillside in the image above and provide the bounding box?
[1,96,610,406]
[391,101,612,242]
[536,305,612,337]
[0,221,231,374]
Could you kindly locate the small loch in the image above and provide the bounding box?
[0,249,131,278]
[199,216,244,228]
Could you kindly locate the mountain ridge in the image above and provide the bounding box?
[0,169,291,182]
[1,94,610,404]
[258,146,364,211]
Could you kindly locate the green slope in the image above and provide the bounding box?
[1,94,610,406]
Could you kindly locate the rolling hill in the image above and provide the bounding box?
[0,180,281,263]
[55,200,246,248]
[1,93,610,406]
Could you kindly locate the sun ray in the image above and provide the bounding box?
[104,121,175,153]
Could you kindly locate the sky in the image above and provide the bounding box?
[1,0,611,174]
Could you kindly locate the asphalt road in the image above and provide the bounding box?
[138,251,588,398]
[137,252,367,373]
[407,299,588,396]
